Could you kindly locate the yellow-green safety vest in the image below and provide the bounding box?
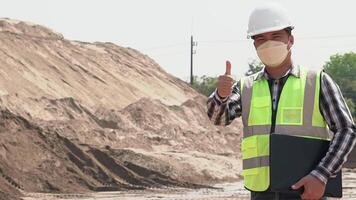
[240,68,332,191]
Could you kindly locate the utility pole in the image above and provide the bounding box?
[190,35,197,85]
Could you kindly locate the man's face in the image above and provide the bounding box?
[253,29,294,49]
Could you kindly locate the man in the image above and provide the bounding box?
[207,3,356,200]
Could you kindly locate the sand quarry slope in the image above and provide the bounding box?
[0,18,244,199]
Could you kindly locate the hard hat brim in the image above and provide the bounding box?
[247,25,294,39]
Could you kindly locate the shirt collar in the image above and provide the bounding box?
[253,64,301,81]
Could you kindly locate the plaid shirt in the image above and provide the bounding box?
[207,65,356,184]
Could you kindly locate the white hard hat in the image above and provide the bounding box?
[247,3,294,38]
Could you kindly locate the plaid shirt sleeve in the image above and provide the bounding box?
[310,71,356,184]
[207,80,242,126]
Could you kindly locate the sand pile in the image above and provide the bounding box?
[0,18,244,199]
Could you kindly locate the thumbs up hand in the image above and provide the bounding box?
[217,61,233,98]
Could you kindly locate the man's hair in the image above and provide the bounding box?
[251,26,293,40]
[284,27,293,36]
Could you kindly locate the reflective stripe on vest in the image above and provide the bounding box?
[240,68,331,192]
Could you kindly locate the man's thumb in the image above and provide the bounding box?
[292,178,305,190]
[225,60,231,75]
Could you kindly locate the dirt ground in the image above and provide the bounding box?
[21,168,356,200]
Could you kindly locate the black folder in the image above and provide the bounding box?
[270,133,342,197]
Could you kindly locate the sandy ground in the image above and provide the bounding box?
[21,170,356,200]
[22,181,250,200]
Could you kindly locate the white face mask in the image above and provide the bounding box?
[256,40,290,67]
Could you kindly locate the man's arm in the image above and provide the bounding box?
[310,71,356,184]
[207,80,242,126]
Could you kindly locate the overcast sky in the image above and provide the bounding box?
[1,0,356,81]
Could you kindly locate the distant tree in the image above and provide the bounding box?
[323,52,356,119]
[191,75,218,97]
[245,60,264,76]
[192,60,265,97]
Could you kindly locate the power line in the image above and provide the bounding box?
[297,34,356,40]
[198,39,249,44]
[141,42,188,51]
[198,34,356,44]
[148,51,187,56]
[141,34,356,51]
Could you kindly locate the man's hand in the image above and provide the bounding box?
[292,174,326,200]
[217,61,233,98]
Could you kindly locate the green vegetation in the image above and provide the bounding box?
[245,60,264,76]
[192,60,263,96]
[323,52,356,119]
[191,75,219,97]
